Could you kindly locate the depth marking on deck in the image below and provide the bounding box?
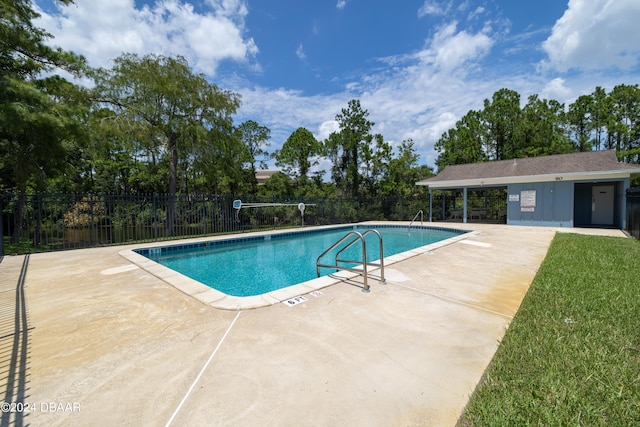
[283,296,308,307]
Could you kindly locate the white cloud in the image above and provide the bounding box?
[205,0,248,17]
[234,85,348,154]
[467,6,485,21]
[35,0,640,173]
[418,0,452,18]
[234,20,500,169]
[34,0,257,75]
[295,44,306,60]
[427,22,493,72]
[540,77,572,101]
[542,0,640,72]
[31,0,533,170]
[317,120,340,141]
[373,22,494,76]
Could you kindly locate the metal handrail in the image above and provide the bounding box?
[335,229,385,285]
[409,210,423,231]
[316,229,386,292]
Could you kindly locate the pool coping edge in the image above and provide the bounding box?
[118,223,476,310]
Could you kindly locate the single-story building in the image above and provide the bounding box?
[416,150,640,229]
[256,170,279,185]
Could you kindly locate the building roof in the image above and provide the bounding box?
[416,150,640,189]
[256,170,279,185]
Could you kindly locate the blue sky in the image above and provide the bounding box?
[35,0,640,170]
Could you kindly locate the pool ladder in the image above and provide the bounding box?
[409,210,423,231]
[316,229,386,293]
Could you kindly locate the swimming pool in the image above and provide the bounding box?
[133,224,466,299]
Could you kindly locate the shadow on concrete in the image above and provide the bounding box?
[0,255,32,426]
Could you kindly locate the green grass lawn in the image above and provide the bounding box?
[459,233,640,426]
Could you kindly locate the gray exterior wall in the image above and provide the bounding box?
[506,181,574,227]
[506,178,631,228]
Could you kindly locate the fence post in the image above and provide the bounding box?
[90,194,95,247]
[35,193,42,250]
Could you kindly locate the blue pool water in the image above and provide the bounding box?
[135,225,464,297]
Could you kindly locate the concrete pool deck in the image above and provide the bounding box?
[0,223,628,426]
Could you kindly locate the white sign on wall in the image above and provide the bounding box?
[520,190,536,212]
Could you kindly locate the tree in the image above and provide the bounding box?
[93,53,240,233]
[608,84,640,163]
[564,85,640,162]
[435,109,487,171]
[325,99,375,197]
[0,0,85,78]
[0,0,88,245]
[192,130,250,194]
[1,75,89,191]
[93,53,240,195]
[360,133,392,197]
[516,95,572,156]
[0,0,88,192]
[83,107,168,194]
[257,171,293,197]
[589,86,611,151]
[483,88,522,160]
[436,88,580,170]
[275,127,323,181]
[381,139,433,197]
[566,94,593,152]
[234,120,271,194]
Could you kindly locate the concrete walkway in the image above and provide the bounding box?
[0,223,627,426]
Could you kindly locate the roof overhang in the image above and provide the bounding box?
[416,169,640,189]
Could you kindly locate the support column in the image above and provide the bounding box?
[463,187,468,224]
[428,189,433,222]
[442,192,446,221]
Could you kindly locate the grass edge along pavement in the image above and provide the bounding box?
[458,232,640,426]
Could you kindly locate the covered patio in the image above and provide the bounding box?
[417,151,640,229]
[427,187,507,224]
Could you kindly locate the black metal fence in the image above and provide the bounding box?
[429,188,508,223]
[627,187,640,239]
[0,191,507,255]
